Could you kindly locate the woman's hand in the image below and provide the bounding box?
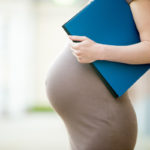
[68,35,104,63]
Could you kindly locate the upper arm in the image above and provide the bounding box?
[129,0,150,42]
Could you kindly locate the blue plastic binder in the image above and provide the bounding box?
[62,0,150,98]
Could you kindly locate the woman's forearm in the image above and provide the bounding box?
[100,41,150,65]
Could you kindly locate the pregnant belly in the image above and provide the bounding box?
[45,42,134,111]
[45,42,111,113]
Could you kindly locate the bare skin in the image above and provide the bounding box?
[69,0,150,65]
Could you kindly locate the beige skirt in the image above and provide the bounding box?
[45,41,138,150]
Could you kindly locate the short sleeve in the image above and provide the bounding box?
[126,0,134,4]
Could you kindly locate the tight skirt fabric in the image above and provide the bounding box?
[45,41,138,150]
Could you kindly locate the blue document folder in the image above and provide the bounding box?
[62,0,150,98]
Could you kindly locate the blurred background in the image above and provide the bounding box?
[0,0,150,149]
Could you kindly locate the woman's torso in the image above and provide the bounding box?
[45,41,138,150]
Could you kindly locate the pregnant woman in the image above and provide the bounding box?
[45,0,150,150]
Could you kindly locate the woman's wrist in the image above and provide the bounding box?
[96,43,107,61]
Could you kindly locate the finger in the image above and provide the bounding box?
[72,40,87,49]
[71,48,80,55]
[69,35,87,42]
[72,51,78,58]
[72,50,81,57]
[70,47,77,52]
[74,50,81,56]
[75,40,88,47]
